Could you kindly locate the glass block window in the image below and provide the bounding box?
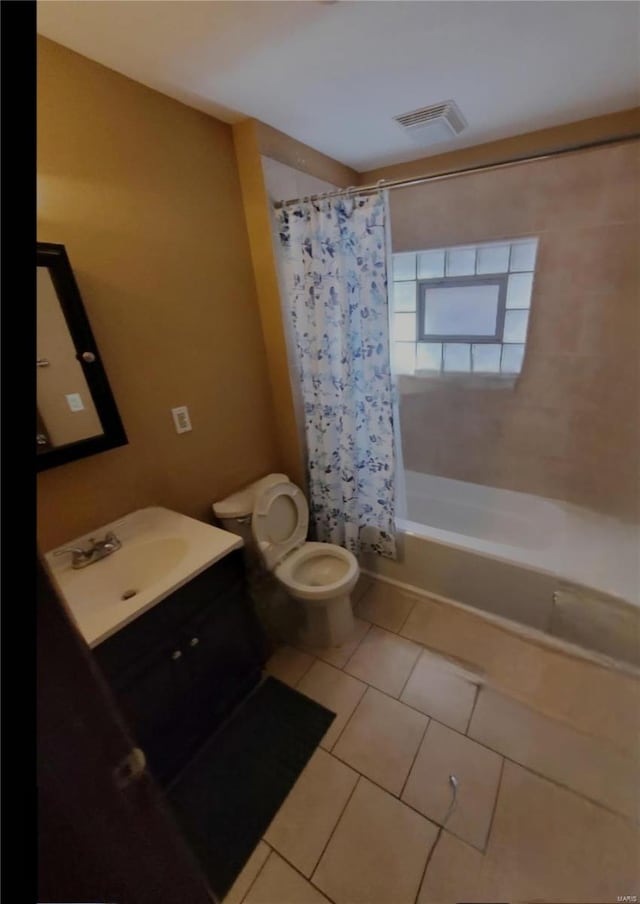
[390,238,537,376]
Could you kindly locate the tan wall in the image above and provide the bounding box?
[256,121,358,188]
[392,140,640,520]
[362,108,640,184]
[37,38,280,550]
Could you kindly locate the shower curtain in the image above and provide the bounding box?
[275,192,396,558]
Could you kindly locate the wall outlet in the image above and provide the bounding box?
[66,392,85,412]
[171,406,192,434]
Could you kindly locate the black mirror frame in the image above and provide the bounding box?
[37,242,128,471]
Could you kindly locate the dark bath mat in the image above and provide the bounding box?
[167,675,335,900]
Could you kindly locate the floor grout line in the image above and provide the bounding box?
[412,826,442,904]
[465,683,481,735]
[342,624,422,700]
[308,773,362,886]
[293,653,318,688]
[330,638,636,821]
[398,716,431,800]
[268,607,635,827]
[254,845,339,904]
[397,642,424,700]
[482,756,506,855]
[326,684,372,752]
[340,620,372,672]
[235,843,273,904]
[327,746,442,825]
[326,674,635,825]
[398,594,420,636]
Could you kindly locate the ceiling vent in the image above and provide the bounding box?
[393,100,467,145]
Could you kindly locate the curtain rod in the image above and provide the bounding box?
[272,133,640,210]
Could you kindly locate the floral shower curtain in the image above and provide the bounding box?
[275,192,396,558]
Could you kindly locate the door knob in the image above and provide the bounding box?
[189,637,199,647]
[81,351,96,363]
[171,650,182,661]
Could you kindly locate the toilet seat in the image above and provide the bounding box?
[252,479,359,600]
[252,479,309,571]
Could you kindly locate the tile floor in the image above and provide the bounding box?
[225,575,640,904]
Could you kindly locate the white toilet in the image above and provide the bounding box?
[213,473,359,648]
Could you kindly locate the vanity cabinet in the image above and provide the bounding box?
[93,549,266,785]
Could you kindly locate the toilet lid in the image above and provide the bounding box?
[252,480,309,570]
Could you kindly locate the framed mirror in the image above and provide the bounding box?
[37,242,128,471]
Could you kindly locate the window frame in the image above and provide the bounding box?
[417,274,509,344]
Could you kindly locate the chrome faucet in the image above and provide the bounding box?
[54,531,122,569]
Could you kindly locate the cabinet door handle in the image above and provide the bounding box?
[171,649,182,661]
[189,637,199,647]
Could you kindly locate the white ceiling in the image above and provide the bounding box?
[37,1,640,171]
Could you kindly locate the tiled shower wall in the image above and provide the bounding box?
[389,140,640,521]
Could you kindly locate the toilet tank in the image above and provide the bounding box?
[212,473,289,549]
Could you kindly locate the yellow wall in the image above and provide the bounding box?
[232,120,305,487]
[37,37,280,550]
[256,121,359,187]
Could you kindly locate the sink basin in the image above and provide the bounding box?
[45,506,243,647]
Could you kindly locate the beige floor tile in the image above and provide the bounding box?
[313,778,439,904]
[400,649,478,732]
[264,749,358,877]
[344,625,421,696]
[299,617,370,669]
[400,596,501,678]
[420,762,640,904]
[468,688,639,820]
[243,851,331,904]
[355,581,419,632]
[265,646,314,687]
[401,596,640,756]
[296,660,367,750]
[222,841,270,904]
[333,687,428,795]
[417,831,488,904]
[483,761,640,904]
[402,721,503,850]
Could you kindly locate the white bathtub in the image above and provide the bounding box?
[361,471,640,667]
[397,471,639,606]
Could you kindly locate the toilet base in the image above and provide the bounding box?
[297,592,355,649]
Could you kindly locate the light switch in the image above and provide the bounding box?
[66,393,85,412]
[171,406,192,434]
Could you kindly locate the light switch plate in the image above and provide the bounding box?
[171,405,192,434]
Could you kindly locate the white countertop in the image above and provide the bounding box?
[45,506,243,648]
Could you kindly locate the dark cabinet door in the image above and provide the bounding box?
[175,582,264,758]
[94,556,266,785]
[112,642,190,784]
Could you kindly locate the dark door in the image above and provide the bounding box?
[37,553,216,904]
[36,406,52,453]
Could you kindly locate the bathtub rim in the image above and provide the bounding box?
[395,514,639,610]
[359,566,640,682]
